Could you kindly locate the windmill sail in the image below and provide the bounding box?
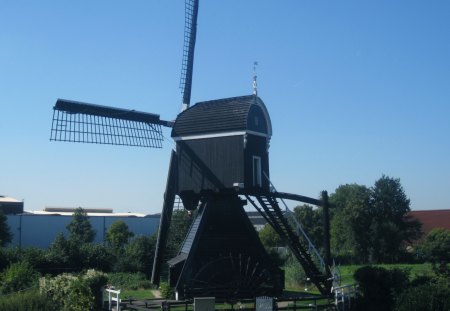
[179,0,199,111]
[50,99,169,148]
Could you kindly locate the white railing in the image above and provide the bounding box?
[333,284,357,310]
[105,288,121,311]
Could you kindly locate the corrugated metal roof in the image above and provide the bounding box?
[172,95,272,138]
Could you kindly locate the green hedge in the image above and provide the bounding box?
[0,289,58,311]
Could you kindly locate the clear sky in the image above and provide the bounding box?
[1,1,449,214]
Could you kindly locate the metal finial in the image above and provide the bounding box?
[253,61,258,96]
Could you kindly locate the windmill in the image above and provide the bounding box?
[49,0,334,300]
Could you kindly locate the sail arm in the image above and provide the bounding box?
[50,99,169,148]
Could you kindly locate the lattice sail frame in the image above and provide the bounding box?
[50,99,165,148]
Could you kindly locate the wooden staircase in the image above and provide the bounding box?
[247,194,331,295]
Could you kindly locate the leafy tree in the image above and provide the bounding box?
[419,228,450,275]
[66,207,95,244]
[166,209,194,259]
[369,175,422,262]
[330,184,372,263]
[0,211,12,247]
[114,235,157,276]
[79,243,112,272]
[106,220,134,250]
[292,204,323,251]
[259,224,283,248]
[330,176,421,264]
[46,233,74,271]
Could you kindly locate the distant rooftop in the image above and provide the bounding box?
[408,209,450,237]
[0,195,21,203]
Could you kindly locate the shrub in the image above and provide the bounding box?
[107,272,153,290]
[0,261,40,294]
[395,277,450,311]
[0,289,58,311]
[160,282,174,299]
[284,255,306,288]
[40,269,107,311]
[353,266,409,311]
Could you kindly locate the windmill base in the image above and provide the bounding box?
[168,194,284,300]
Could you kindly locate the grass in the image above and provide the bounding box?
[338,263,435,285]
[285,263,436,294]
[120,288,155,300]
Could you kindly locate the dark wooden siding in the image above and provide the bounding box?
[176,136,245,194]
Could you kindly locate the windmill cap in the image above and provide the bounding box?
[171,95,272,139]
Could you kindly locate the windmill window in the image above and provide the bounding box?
[252,156,262,187]
[254,116,259,126]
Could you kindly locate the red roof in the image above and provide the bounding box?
[407,209,450,237]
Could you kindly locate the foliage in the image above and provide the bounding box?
[394,276,450,311]
[259,224,283,248]
[0,211,12,247]
[45,232,112,273]
[330,183,372,263]
[418,228,450,275]
[80,243,113,272]
[106,220,134,250]
[369,175,422,262]
[40,269,107,311]
[107,272,153,290]
[0,261,40,294]
[45,232,78,272]
[0,289,58,311]
[284,255,306,288]
[118,235,156,276]
[166,209,194,259]
[330,175,421,264]
[66,207,96,243]
[292,204,323,250]
[353,265,409,311]
[159,281,174,299]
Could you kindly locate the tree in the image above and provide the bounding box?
[259,224,283,249]
[118,235,157,276]
[330,183,372,263]
[106,220,134,250]
[420,228,450,275]
[66,207,95,243]
[166,209,194,259]
[369,175,421,262]
[292,204,323,251]
[0,211,12,247]
[330,176,421,264]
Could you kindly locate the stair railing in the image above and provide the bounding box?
[263,172,326,273]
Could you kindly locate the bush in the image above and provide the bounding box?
[395,277,450,311]
[0,289,58,311]
[284,255,306,288]
[353,266,409,311]
[160,282,174,299]
[107,272,153,290]
[0,261,40,294]
[40,269,107,311]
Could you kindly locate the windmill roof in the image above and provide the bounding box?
[171,95,272,138]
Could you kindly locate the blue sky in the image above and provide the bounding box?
[1,1,449,214]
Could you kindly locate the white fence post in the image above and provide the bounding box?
[105,288,121,311]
